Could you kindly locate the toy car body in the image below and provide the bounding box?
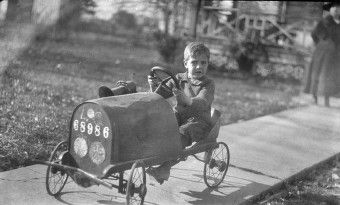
[70,92,182,178]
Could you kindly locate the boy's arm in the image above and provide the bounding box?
[173,88,192,105]
[190,81,215,110]
[173,80,215,110]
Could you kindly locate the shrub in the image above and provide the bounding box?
[113,10,137,30]
[153,31,182,63]
[74,19,116,35]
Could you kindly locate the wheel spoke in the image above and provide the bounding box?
[132,196,138,204]
[213,146,224,159]
[52,176,57,193]
[133,169,141,184]
[55,174,63,184]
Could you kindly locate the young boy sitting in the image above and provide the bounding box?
[147,41,215,184]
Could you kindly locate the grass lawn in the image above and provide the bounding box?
[257,156,340,205]
[0,37,303,171]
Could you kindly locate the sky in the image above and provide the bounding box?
[93,0,115,20]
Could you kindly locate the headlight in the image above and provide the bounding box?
[74,137,88,158]
[89,141,106,165]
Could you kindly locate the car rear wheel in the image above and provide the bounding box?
[46,141,69,196]
[126,161,147,205]
[203,142,230,188]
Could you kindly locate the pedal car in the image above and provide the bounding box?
[36,66,230,205]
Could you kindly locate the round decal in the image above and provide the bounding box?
[74,137,88,158]
[89,141,106,165]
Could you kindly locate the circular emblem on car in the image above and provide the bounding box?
[87,108,95,119]
[89,141,106,165]
[74,137,88,158]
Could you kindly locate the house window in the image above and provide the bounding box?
[257,20,262,27]
[249,19,254,26]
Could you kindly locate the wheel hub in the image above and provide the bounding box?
[217,161,227,172]
[209,159,227,172]
[209,158,216,169]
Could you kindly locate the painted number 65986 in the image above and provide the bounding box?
[73,120,109,138]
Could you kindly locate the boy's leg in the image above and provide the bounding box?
[180,119,212,163]
[147,118,210,184]
[179,119,210,145]
[180,132,192,149]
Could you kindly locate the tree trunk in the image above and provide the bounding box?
[164,9,170,36]
[5,0,19,22]
[193,0,202,39]
[5,0,34,23]
[186,0,200,38]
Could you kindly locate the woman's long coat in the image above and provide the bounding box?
[304,15,340,96]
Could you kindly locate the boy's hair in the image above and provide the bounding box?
[183,42,210,62]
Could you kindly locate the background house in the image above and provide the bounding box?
[196,1,325,80]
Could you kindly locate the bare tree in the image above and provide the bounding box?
[5,0,19,22]
[5,0,34,23]
[113,0,188,37]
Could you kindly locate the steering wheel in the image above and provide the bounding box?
[150,66,180,93]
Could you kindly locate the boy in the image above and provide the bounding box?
[147,41,215,184]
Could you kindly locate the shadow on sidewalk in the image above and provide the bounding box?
[181,182,269,205]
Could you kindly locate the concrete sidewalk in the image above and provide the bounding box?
[1,100,340,205]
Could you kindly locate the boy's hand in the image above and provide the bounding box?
[172,87,182,96]
[147,75,160,86]
[148,75,161,92]
[173,88,192,106]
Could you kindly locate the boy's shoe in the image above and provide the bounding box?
[98,86,114,98]
[146,166,170,185]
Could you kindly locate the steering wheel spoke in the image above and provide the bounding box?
[150,66,180,98]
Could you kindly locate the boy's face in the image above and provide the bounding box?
[184,54,209,79]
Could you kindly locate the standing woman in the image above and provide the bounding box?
[304,2,340,107]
